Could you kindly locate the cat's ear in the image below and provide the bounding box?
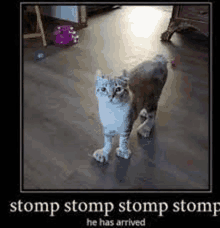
[118,70,129,86]
[122,70,129,81]
[96,69,104,78]
[123,69,129,78]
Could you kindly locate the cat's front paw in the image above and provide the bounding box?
[93,149,108,163]
[116,148,131,159]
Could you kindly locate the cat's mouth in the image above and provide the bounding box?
[109,97,119,104]
[109,98,116,103]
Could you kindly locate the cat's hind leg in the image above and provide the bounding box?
[137,111,155,138]
[139,108,148,123]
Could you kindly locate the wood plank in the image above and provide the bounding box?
[23,33,42,39]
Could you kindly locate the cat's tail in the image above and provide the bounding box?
[153,54,168,65]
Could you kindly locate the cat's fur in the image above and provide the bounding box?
[93,55,168,163]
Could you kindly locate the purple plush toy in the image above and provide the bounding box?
[52,25,79,46]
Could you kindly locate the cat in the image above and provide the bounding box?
[93,55,168,163]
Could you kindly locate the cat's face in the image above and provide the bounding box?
[95,70,129,104]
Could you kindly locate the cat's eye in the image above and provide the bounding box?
[101,87,106,92]
[115,87,121,92]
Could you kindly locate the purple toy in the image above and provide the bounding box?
[52,25,79,46]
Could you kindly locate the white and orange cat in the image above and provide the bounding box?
[93,55,168,163]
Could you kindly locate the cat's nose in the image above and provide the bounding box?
[108,95,114,102]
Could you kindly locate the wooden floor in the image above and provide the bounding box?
[23,6,210,191]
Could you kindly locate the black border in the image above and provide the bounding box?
[7,0,218,225]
